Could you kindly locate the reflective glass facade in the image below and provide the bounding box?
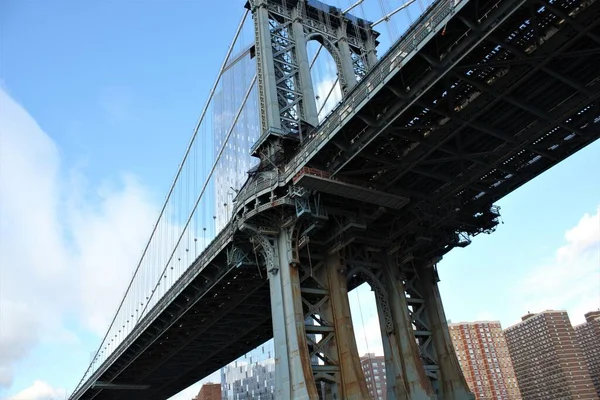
[220,340,276,400]
[213,49,260,232]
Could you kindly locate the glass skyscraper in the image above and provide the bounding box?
[213,47,260,232]
[220,340,276,400]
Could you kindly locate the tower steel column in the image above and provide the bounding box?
[336,25,359,93]
[395,258,474,400]
[292,5,319,128]
[376,256,436,399]
[253,230,318,399]
[344,246,474,400]
[248,0,378,157]
[316,250,372,400]
[419,265,474,400]
[248,1,380,397]
[251,0,282,135]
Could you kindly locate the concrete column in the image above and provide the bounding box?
[268,230,318,399]
[320,250,372,400]
[292,18,319,129]
[420,266,474,400]
[377,258,435,400]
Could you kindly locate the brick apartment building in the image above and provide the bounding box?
[193,382,221,400]
[449,321,521,399]
[504,310,597,399]
[360,353,387,400]
[575,310,600,397]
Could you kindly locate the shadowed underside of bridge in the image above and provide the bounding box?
[74,0,600,397]
[301,0,600,255]
[79,255,274,400]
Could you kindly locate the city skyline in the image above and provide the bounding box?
[214,309,598,400]
[1,0,599,399]
[194,309,598,400]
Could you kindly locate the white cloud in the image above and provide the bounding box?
[515,207,600,325]
[4,380,66,400]
[353,314,384,357]
[69,175,157,334]
[0,87,158,388]
[0,87,72,387]
[0,302,39,388]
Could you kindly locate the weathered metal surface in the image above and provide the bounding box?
[419,265,475,400]
[320,250,372,400]
[259,230,318,399]
[379,257,436,400]
[70,0,600,396]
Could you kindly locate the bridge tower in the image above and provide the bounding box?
[248,0,378,160]
[245,1,474,399]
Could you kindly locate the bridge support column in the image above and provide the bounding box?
[291,9,319,128]
[260,230,371,399]
[251,0,283,132]
[260,230,318,400]
[419,265,474,400]
[365,35,378,68]
[315,250,372,400]
[375,257,436,400]
[336,28,358,93]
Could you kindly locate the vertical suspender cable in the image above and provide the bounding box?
[140,75,257,318]
[71,9,250,395]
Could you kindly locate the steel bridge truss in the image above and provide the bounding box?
[310,0,599,234]
[69,0,599,398]
[249,0,378,158]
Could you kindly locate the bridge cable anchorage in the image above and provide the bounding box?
[69,9,250,397]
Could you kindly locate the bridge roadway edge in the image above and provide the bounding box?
[70,0,600,396]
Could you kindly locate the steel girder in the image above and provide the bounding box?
[71,0,600,397]
[302,0,599,254]
[80,251,272,400]
[312,0,598,191]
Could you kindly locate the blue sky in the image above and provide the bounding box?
[0,0,599,399]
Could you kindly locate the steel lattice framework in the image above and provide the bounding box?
[70,0,600,397]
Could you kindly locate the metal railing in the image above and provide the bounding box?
[234,0,469,228]
[70,1,471,396]
[283,0,469,183]
[69,222,235,399]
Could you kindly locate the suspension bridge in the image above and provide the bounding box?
[69,0,600,398]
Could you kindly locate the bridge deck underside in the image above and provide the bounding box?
[309,0,600,254]
[74,0,600,397]
[83,256,272,400]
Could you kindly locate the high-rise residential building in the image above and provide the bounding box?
[213,47,260,233]
[193,383,221,400]
[360,353,387,400]
[448,321,521,399]
[575,310,600,397]
[504,310,597,400]
[220,340,275,399]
